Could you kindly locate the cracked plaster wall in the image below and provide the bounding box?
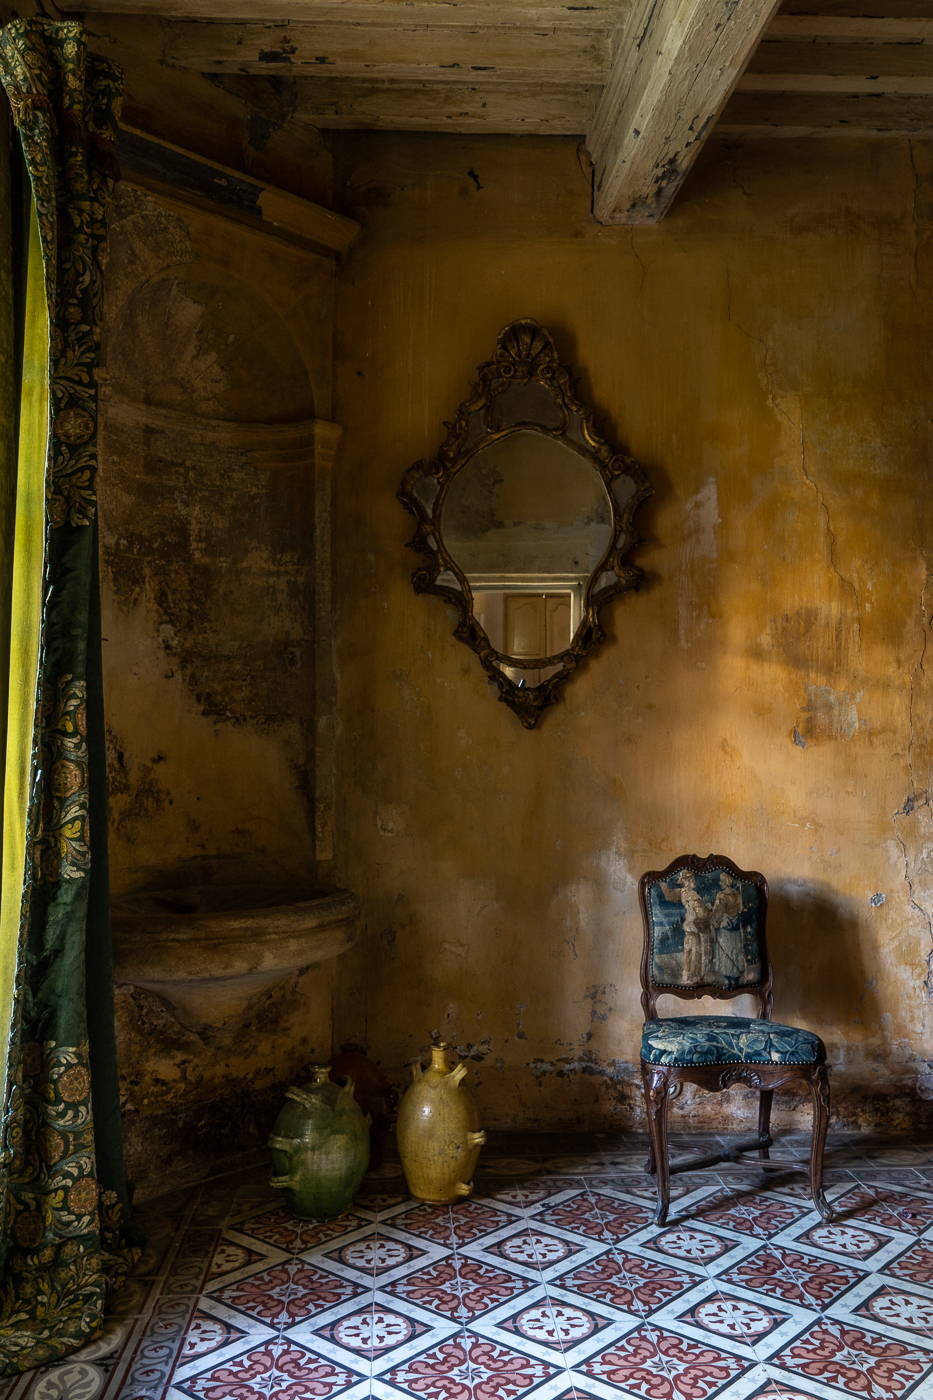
[331,131,933,1134]
[98,187,338,1191]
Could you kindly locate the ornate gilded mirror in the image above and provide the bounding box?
[398,320,652,728]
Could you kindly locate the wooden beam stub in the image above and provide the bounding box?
[587,0,783,224]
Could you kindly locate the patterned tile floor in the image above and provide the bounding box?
[4,1131,933,1400]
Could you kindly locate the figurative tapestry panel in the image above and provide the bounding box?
[646,867,762,989]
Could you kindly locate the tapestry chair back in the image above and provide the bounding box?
[639,856,773,1021]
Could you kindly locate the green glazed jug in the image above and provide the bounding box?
[269,1066,370,1220]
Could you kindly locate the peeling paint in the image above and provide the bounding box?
[796,684,863,745]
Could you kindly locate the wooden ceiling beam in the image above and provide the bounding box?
[745,43,933,78]
[64,0,630,25]
[766,15,933,41]
[158,18,610,81]
[724,10,933,122]
[587,0,782,225]
[717,89,933,135]
[290,75,598,128]
[738,74,933,93]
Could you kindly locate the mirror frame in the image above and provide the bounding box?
[397,319,652,728]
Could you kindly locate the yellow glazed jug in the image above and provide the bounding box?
[396,1043,486,1203]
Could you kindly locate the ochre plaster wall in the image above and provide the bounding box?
[331,132,933,1134]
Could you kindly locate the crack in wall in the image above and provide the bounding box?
[628,229,653,328]
[725,264,798,433]
[907,141,933,311]
[891,796,933,999]
[892,550,933,995]
[725,155,751,200]
[797,425,863,661]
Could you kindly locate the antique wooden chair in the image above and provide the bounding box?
[638,853,833,1226]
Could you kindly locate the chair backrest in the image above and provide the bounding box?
[638,854,773,1022]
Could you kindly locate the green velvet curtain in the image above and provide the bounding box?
[0,19,142,1375]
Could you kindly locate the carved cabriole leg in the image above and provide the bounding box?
[757,1090,773,1161]
[642,1062,671,1226]
[808,1062,833,1222]
[645,1138,656,1176]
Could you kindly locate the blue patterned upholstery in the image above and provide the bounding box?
[641,1016,823,1067]
[645,866,762,990]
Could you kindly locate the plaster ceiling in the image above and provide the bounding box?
[62,0,933,222]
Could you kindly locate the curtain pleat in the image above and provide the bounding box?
[0,19,141,1375]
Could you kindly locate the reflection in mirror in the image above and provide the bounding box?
[398,320,652,728]
[442,432,613,583]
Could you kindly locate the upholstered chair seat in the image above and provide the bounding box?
[641,1016,824,1068]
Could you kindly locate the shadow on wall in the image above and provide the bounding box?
[766,877,866,1031]
[767,877,933,1132]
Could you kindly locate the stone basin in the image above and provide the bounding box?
[112,883,360,1031]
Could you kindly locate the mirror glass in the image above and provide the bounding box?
[398,319,651,728]
[442,432,613,686]
[442,432,613,579]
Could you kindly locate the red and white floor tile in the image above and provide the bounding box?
[3,1133,933,1399]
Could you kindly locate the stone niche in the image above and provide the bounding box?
[99,169,357,1195]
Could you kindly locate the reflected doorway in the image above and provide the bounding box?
[473,583,579,688]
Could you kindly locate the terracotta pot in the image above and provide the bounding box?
[396,1042,486,1203]
[269,1066,370,1220]
[329,1043,398,1169]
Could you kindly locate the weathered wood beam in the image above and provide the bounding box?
[291,75,599,129]
[738,74,933,93]
[766,16,933,41]
[63,0,631,26]
[716,90,933,134]
[587,0,782,225]
[117,123,359,252]
[159,18,610,82]
[745,44,933,79]
[775,0,933,13]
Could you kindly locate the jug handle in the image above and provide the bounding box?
[449,1064,467,1086]
[268,1134,298,1154]
[468,1130,486,1147]
[286,1085,321,1110]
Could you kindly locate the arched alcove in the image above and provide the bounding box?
[106,263,315,425]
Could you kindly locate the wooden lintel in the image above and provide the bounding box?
[117,124,359,255]
[292,76,599,130]
[588,0,783,225]
[159,19,610,83]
